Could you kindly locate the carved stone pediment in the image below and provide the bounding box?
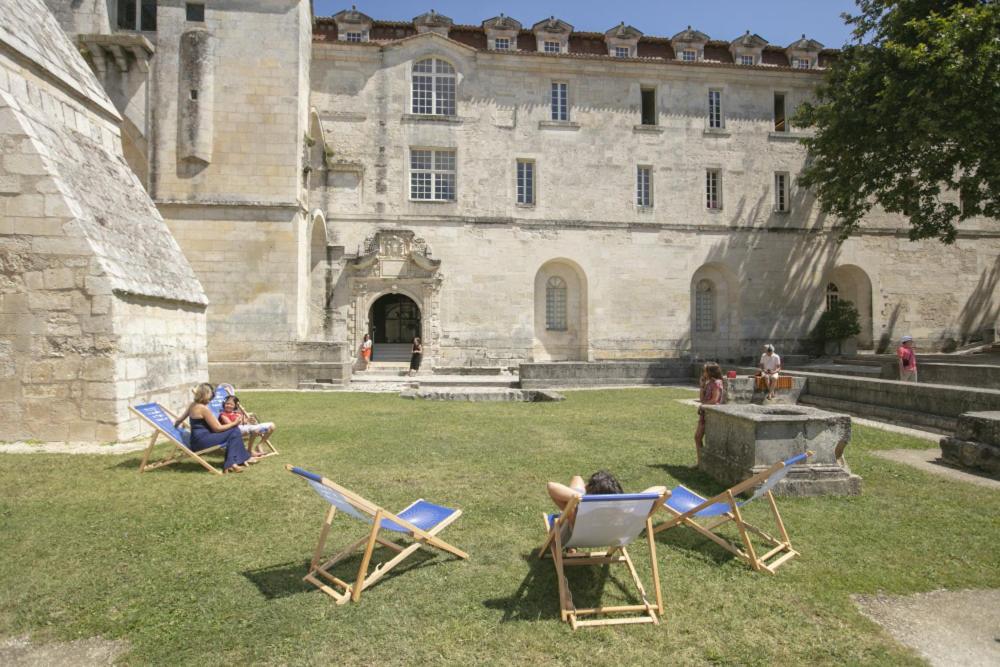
[348,230,440,279]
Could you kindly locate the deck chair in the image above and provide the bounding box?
[209,384,278,457]
[538,490,669,630]
[286,465,468,604]
[129,402,223,475]
[653,451,812,574]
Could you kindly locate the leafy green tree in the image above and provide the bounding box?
[812,300,863,355]
[795,0,1000,243]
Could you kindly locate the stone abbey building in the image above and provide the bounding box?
[3,1,999,440]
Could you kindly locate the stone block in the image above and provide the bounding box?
[954,411,1000,447]
[939,436,1000,476]
[701,403,862,496]
[724,375,806,405]
[42,267,76,289]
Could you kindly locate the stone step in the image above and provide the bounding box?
[798,394,955,434]
[350,373,519,389]
[801,363,883,378]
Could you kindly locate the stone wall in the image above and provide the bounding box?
[310,34,1000,366]
[0,0,207,443]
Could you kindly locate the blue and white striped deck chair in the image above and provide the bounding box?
[129,403,223,475]
[208,384,278,457]
[653,451,813,574]
[538,490,669,630]
[287,465,468,605]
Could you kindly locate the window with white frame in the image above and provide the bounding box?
[706,169,721,210]
[117,0,157,31]
[550,82,568,121]
[695,279,716,332]
[516,160,535,205]
[344,31,366,42]
[636,166,652,208]
[614,46,630,58]
[826,283,839,311]
[546,276,568,330]
[739,54,755,66]
[411,58,456,116]
[774,172,789,212]
[708,89,723,129]
[543,41,562,54]
[792,57,812,69]
[410,149,456,201]
[493,37,511,51]
[681,49,697,62]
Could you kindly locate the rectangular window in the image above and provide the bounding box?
[410,149,456,201]
[739,54,755,66]
[544,41,561,54]
[708,89,722,129]
[344,31,364,42]
[614,46,630,58]
[792,57,811,69]
[118,0,157,31]
[640,87,656,125]
[516,160,535,205]
[774,172,789,212]
[682,49,697,62]
[774,93,786,132]
[185,2,204,23]
[494,37,510,51]
[706,169,721,210]
[636,166,652,208]
[550,82,568,121]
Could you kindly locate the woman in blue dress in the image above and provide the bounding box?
[174,383,254,473]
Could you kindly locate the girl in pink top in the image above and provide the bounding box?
[695,362,725,465]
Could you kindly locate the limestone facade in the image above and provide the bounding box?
[0,0,207,442]
[41,5,1000,388]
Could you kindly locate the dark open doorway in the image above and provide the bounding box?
[368,293,421,361]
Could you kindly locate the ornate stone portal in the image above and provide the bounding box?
[346,230,443,362]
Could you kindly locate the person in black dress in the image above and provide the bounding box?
[173,383,254,473]
[409,337,422,376]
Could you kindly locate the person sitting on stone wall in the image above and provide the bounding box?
[758,344,782,400]
[219,394,275,458]
[695,362,725,466]
[174,383,256,474]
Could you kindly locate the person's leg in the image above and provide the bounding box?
[222,429,251,471]
[694,415,705,465]
[767,373,777,398]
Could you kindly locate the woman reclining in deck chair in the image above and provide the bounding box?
[548,471,667,528]
[174,383,257,474]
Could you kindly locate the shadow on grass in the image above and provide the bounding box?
[243,548,438,600]
[111,453,226,474]
[483,552,648,623]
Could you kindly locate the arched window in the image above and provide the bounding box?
[695,279,716,332]
[826,282,839,311]
[411,58,456,116]
[545,276,568,331]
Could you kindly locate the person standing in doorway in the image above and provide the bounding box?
[360,333,372,371]
[758,344,782,399]
[409,337,422,377]
[897,335,918,382]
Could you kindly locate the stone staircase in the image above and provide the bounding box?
[299,364,520,391]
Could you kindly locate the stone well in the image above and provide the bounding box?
[701,403,862,496]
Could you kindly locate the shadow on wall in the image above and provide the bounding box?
[939,254,1000,351]
[696,186,841,360]
[876,303,903,354]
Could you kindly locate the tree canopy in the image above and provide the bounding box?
[795,0,1000,243]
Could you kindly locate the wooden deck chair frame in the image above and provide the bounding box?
[653,452,812,574]
[129,404,223,475]
[287,465,468,605]
[213,384,279,458]
[538,491,669,630]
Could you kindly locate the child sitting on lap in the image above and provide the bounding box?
[219,395,276,458]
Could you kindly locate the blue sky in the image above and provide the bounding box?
[313,1,859,48]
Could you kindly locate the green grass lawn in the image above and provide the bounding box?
[2,388,998,665]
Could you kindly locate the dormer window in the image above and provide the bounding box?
[682,50,697,62]
[494,37,510,51]
[793,57,812,69]
[544,41,561,54]
[483,15,521,52]
[614,46,630,58]
[605,23,642,60]
[730,31,768,69]
[739,55,755,66]
[332,6,373,43]
[785,35,824,71]
[344,31,366,43]
[533,17,573,54]
[671,26,709,63]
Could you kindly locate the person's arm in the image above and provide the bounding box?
[173,404,191,428]
[710,381,724,405]
[547,481,583,510]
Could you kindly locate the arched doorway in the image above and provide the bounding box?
[369,293,421,361]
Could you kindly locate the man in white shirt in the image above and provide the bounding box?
[758,344,782,399]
